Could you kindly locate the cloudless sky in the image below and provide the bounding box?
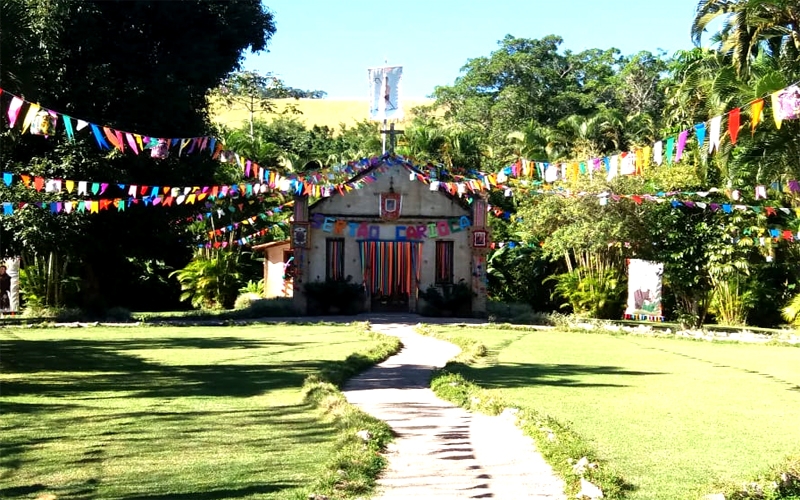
[243,0,709,100]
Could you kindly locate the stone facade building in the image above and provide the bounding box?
[290,157,489,315]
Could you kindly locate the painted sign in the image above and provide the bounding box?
[310,213,471,241]
[624,259,663,321]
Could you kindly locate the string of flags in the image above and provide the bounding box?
[472,83,800,186]
[1,88,401,186]
[199,223,287,249]
[207,215,290,240]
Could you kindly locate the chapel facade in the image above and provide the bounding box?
[289,157,489,316]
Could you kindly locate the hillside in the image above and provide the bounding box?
[211,98,435,131]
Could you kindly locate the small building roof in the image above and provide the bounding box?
[251,240,291,251]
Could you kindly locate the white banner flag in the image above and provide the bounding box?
[368,66,403,121]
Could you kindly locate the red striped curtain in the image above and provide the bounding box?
[358,241,423,295]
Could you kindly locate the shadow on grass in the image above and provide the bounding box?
[631,340,800,393]
[0,337,336,399]
[448,362,666,389]
[122,483,297,500]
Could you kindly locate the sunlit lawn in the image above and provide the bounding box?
[430,326,800,500]
[0,324,385,500]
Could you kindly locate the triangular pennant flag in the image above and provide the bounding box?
[76,119,89,131]
[114,130,125,152]
[675,130,689,162]
[751,99,764,134]
[665,137,675,165]
[7,97,24,127]
[653,141,663,166]
[21,103,40,134]
[90,124,112,149]
[771,91,783,129]
[729,107,741,145]
[125,133,139,154]
[66,180,75,193]
[103,127,122,151]
[694,122,706,149]
[709,115,722,154]
[63,115,75,141]
[2,173,11,186]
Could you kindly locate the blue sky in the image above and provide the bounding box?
[243,0,709,99]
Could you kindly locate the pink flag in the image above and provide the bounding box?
[7,97,24,127]
[675,130,689,162]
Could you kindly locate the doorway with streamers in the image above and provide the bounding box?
[358,240,423,312]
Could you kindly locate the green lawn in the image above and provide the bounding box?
[429,326,800,500]
[0,324,388,500]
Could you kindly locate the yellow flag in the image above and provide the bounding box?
[21,103,40,134]
[771,92,783,129]
[751,98,764,134]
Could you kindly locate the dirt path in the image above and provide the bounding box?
[343,321,566,500]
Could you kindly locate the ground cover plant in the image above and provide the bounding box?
[0,323,400,500]
[423,325,800,500]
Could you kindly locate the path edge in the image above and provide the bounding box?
[414,323,632,500]
[302,321,403,499]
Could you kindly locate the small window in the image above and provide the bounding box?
[435,240,454,284]
[326,238,345,281]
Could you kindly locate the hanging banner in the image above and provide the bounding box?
[1,257,20,313]
[368,66,403,121]
[624,259,664,321]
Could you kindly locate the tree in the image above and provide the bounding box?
[0,0,277,312]
[215,70,326,139]
[431,35,621,149]
[691,0,800,75]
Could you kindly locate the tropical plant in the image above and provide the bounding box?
[19,251,80,309]
[691,0,800,76]
[170,250,243,309]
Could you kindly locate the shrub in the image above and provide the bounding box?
[419,281,474,317]
[487,301,560,325]
[104,307,132,322]
[303,276,365,315]
[235,297,297,318]
[170,250,243,309]
[233,292,263,310]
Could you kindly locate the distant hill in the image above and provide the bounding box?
[211,98,435,131]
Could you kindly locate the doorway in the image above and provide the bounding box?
[358,240,423,313]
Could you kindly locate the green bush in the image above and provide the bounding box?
[487,301,561,325]
[304,277,365,315]
[170,250,243,309]
[104,307,132,322]
[233,297,297,318]
[233,292,263,310]
[419,281,474,317]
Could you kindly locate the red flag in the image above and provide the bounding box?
[729,108,741,145]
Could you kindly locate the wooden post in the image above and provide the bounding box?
[292,195,310,314]
[471,194,489,317]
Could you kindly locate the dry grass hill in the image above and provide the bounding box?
[211,98,435,131]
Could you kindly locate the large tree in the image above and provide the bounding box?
[0,0,276,311]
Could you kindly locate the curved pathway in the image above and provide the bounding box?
[343,319,566,500]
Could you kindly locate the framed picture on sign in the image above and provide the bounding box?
[292,222,309,249]
[472,229,487,248]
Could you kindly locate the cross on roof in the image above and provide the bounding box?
[380,122,404,154]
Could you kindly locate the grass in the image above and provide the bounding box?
[210,98,434,131]
[0,322,401,500]
[420,325,800,500]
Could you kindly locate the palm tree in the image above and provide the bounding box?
[557,109,625,158]
[691,0,800,75]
